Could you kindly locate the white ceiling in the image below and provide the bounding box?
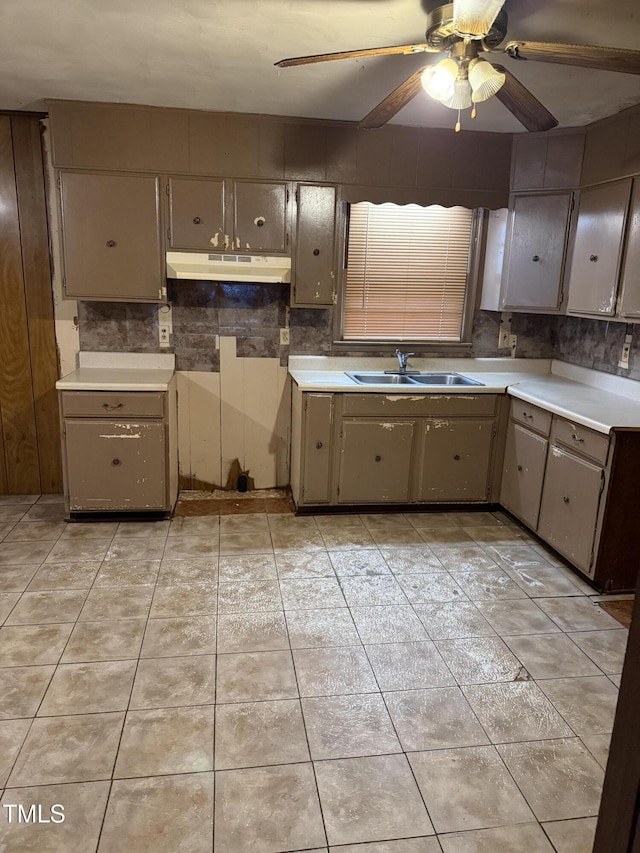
[2,0,640,133]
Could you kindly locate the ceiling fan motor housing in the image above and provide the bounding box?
[424,2,509,50]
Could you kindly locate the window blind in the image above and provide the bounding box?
[343,202,474,341]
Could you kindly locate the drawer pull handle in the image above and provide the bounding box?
[102,403,124,411]
[313,248,320,256]
[531,255,540,262]
[517,464,523,472]
[375,455,382,462]
[112,458,121,466]
[315,441,323,449]
[562,495,570,504]
[522,412,533,420]
[193,216,201,224]
[256,217,266,228]
[453,454,460,461]
[571,433,584,443]
[589,254,598,262]
[106,240,117,248]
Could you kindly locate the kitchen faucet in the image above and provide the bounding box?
[394,348,417,374]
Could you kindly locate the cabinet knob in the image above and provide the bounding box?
[193,216,201,224]
[112,458,121,466]
[313,249,320,256]
[531,255,540,262]
[453,454,460,461]
[562,495,570,504]
[256,217,265,228]
[570,433,585,443]
[315,441,323,449]
[517,464,523,472]
[589,254,599,262]
[106,240,117,248]
[522,412,533,420]
[375,455,382,462]
[102,402,124,411]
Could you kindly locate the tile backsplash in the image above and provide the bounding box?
[77,283,637,379]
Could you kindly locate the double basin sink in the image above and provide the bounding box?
[345,371,484,387]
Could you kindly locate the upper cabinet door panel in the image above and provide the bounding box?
[618,178,640,319]
[566,179,632,317]
[60,171,164,301]
[293,184,336,307]
[169,177,225,251]
[233,181,288,253]
[502,192,572,311]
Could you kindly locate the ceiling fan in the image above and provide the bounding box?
[275,0,640,133]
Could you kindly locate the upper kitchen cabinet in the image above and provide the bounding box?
[232,181,289,253]
[292,183,337,307]
[566,179,632,317]
[59,170,165,302]
[618,178,640,319]
[167,177,225,251]
[501,192,573,312]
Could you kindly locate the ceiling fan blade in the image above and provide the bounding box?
[503,41,640,75]
[357,67,428,129]
[452,0,505,38]
[275,44,434,68]
[492,66,558,132]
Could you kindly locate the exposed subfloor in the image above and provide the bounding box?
[0,494,631,852]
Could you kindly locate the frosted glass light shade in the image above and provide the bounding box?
[421,58,458,102]
[452,0,504,38]
[468,57,506,102]
[441,77,473,110]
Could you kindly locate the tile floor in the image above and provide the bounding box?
[0,496,630,852]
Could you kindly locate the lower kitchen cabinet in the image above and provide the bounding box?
[500,419,549,529]
[59,385,178,515]
[337,419,415,503]
[416,418,495,502]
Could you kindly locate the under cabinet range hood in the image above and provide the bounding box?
[166,252,291,283]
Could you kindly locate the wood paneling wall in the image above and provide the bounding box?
[0,115,61,494]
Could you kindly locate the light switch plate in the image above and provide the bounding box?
[280,328,290,345]
[619,334,632,369]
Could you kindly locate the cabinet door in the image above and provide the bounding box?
[502,193,572,311]
[301,393,333,503]
[566,180,632,317]
[618,177,640,318]
[500,422,548,529]
[65,420,166,510]
[538,446,604,573]
[293,184,336,307]
[337,419,414,503]
[233,181,288,253]
[59,171,164,301]
[416,418,494,502]
[168,177,225,251]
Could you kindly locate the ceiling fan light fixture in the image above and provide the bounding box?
[468,57,506,102]
[421,57,458,102]
[452,0,505,39]
[441,76,473,110]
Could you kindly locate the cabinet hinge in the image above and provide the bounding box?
[165,184,170,196]
[570,195,575,212]
[599,469,606,496]
[286,188,290,204]
[159,285,167,301]
[492,426,497,438]
[57,174,61,190]
[62,276,67,293]
[336,485,340,497]
[303,397,308,412]
[167,228,171,243]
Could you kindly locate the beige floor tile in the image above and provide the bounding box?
[332,842,440,853]
[568,629,629,674]
[217,611,289,653]
[482,544,555,570]
[38,660,137,716]
[409,745,534,834]
[434,546,501,573]
[8,712,124,786]
[329,550,390,577]
[219,513,269,534]
[24,504,66,522]
[44,539,111,564]
[340,576,409,606]
[218,579,282,613]
[113,520,170,539]
[93,560,160,587]
[541,817,598,853]
[0,541,54,565]
[396,573,467,604]
[0,495,39,506]
[293,646,378,697]
[360,514,414,529]
[168,515,220,536]
[150,583,217,617]
[141,615,217,657]
[420,528,475,546]
[156,557,218,585]
[61,619,146,663]
[321,527,376,550]
[462,526,527,545]
[5,521,66,541]
[60,521,119,540]
[114,705,215,777]
[580,733,611,769]
[505,565,586,597]
[385,687,489,751]
[0,781,111,853]
[461,681,573,743]
[538,676,619,735]
[268,515,320,533]
[270,530,326,552]
[27,561,101,591]
[0,592,19,623]
[502,634,602,679]
[104,537,167,562]
[475,599,561,636]
[536,596,622,632]
[315,754,434,846]
[452,512,505,528]
[435,637,524,685]
[98,773,214,853]
[0,505,34,523]
[303,693,401,759]
[405,511,463,529]
[453,570,528,601]
[281,577,347,609]
[439,823,555,852]
[497,738,604,821]
[350,605,428,644]
[286,608,360,649]
[163,535,220,560]
[314,514,365,531]
[216,650,297,703]
[609,673,621,687]
[365,641,455,691]
[275,550,335,579]
[370,526,426,547]
[379,546,445,574]
[215,763,325,853]
[215,699,309,769]
[0,623,74,666]
[0,719,32,785]
[414,601,496,640]
[218,553,277,581]
[0,564,39,593]
[6,590,88,625]
[219,531,274,556]
[129,655,216,709]
[79,586,153,621]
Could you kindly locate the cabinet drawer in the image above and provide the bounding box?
[62,391,165,419]
[510,399,552,435]
[342,394,497,418]
[551,418,609,465]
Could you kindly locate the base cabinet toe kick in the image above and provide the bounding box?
[291,386,640,591]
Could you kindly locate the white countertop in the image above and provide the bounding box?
[56,352,175,392]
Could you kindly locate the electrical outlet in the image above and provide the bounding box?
[159,324,171,348]
[280,328,290,345]
[498,327,510,348]
[509,334,517,357]
[619,334,632,369]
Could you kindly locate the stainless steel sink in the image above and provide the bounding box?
[345,371,484,387]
